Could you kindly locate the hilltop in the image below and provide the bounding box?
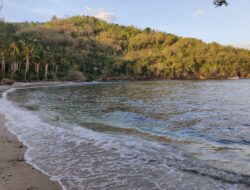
[0,15,249,81]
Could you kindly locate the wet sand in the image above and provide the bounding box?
[0,114,62,190]
[0,83,64,190]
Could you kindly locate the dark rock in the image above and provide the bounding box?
[0,79,14,86]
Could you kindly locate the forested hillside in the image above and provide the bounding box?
[0,15,249,81]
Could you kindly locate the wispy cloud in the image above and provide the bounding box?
[193,9,204,17]
[231,43,250,50]
[85,7,115,22]
[5,1,55,19]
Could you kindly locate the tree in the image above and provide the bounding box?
[214,0,229,7]
[1,52,5,79]
[33,45,43,80]
[44,46,51,80]
[9,41,20,78]
[23,45,33,81]
[51,15,58,21]
[1,14,250,81]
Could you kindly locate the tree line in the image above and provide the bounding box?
[0,15,249,81]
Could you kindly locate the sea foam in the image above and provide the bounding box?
[0,88,247,190]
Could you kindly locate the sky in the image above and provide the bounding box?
[1,0,250,47]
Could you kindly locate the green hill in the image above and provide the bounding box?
[0,15,249,81]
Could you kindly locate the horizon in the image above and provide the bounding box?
[2,0,250,48]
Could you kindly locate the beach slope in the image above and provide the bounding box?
[0,113,62,190]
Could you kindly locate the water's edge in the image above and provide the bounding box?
[0,87,67,190]
[1,81,249,190]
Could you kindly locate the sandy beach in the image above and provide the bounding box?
[0,83,63,190]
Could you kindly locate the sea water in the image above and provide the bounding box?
[1,80,250,190]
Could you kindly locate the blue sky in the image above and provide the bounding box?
[2,0,250,46]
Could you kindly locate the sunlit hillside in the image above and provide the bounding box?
[0,15,250,81]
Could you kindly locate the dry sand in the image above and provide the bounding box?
[0,83,63,190]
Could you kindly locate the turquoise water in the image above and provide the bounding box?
[2,80,250,190]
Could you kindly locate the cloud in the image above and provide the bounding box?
[95,11,115,22]
[231,43,250,50]
[193,9,204,17]
[85,7,115,22]
[5,1,55,20]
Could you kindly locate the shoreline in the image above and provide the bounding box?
[0,80,249,190]
[0,83,63,190]
[0,113,62,190]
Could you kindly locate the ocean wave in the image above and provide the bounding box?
[0,88,248,190]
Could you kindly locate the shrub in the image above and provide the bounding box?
[66,70,85,81]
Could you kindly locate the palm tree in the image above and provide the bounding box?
[33,45,44,80]
[52,48,60,80]
[23,45,33,81]
[1,52,5,79]
[44,62,49,80]
[44,46,51,80]
[9,41,20,78]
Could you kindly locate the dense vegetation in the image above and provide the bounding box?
[0,15,249,81]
